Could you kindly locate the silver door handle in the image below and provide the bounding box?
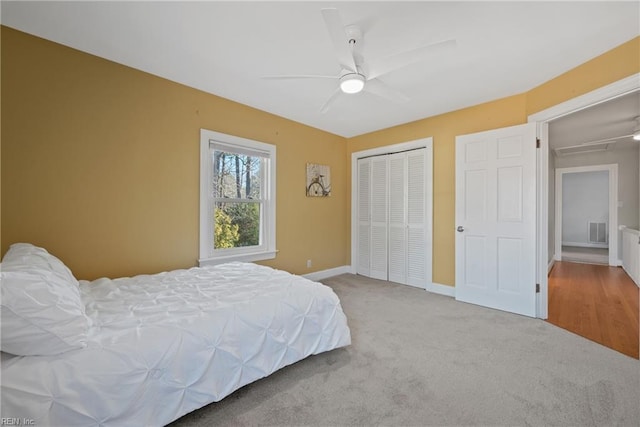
[457,226,464,232]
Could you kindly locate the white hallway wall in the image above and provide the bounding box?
[554,146,640,259]
[562,170,609,246]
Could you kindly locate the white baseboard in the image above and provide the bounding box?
[548,258,555,273]
[303,265,350,281]
[621,265,639,287]
[316,267,457,297]
[428,282,455,297]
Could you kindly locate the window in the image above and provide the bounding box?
[199,129,276,265]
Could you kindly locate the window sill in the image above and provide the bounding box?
[198,250,278,267]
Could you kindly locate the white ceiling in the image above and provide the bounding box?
[2,1,639,138]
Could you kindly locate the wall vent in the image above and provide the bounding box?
[588,222,607,244]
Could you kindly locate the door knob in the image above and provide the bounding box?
[457,226,465,232]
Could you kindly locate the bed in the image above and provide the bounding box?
[0,243,351,426]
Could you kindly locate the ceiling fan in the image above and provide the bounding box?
[263,8,457,113]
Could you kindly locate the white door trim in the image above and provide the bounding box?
[528,73,640,123]
[528,72,639,319]
[350,138,433,289]
[555,165,619,266]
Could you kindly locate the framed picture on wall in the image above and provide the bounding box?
[306,163,331,197]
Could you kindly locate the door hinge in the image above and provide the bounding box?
[536,138,540,148]
[535,283,540,293]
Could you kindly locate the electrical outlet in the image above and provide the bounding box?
[306,259,312,268]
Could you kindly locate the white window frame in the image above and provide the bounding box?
[199,129,276,266]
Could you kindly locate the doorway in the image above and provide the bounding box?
[536,88,639,354]
[555,165,618,266]
[448,74,640,319]
[529,72,640,319]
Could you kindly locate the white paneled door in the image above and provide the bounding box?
[455,123,537,317]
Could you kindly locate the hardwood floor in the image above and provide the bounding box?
[547,261,639,359]
[561,245,608,265]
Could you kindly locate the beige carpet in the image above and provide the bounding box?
[170,274,639,426]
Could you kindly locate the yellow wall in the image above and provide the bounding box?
[526,37,640,116]
[2,26,638,286]
[347,36,639,287]
[1,27,349,280]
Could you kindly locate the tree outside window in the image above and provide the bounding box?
[212,151,262,249]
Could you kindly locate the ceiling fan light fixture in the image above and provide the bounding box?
[632,116,640,141]
[339,73,365,94]
[633,119,640,141]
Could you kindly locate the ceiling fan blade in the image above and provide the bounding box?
[319,88,342,114]
[321,8,357,73]
[368,39,457,80]
[262,74,336,80]
[365,79,410,104]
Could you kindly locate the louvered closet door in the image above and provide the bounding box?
[369,156,388,280]
[356,146,430,287]
[357,158,371,277]
[388,153,407,284]
[406,149,428,287]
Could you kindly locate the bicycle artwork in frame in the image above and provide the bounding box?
[306,163,331,197]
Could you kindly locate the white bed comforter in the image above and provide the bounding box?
[1,262,351,426]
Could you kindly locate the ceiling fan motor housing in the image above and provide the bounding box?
[345,25,363,46]
[344,25,365,71]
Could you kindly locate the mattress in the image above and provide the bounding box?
[1,262,351,426]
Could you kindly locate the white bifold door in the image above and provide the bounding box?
[357,148,431,288]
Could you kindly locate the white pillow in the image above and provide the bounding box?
[1,243,89,356]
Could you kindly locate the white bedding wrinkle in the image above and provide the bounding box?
[0,262,351,426]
